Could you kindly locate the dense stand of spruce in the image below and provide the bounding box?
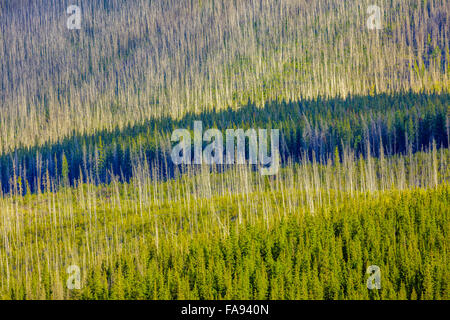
[0,0,448,154]
[0,92,448,194]
[0,0,448,300]
[0,149,448,299]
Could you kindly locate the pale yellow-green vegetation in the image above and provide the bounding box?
[0,148,447,299]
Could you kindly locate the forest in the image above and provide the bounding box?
[0,0,448,300]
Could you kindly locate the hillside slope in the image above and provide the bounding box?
[1,0,448,153]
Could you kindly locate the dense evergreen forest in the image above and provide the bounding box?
[0,150,448,299]
[0,91,448,194]
[0,0,448,300]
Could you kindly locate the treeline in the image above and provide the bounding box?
[0,92,448,194]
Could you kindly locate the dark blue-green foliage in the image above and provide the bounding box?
[0,91,448,194]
